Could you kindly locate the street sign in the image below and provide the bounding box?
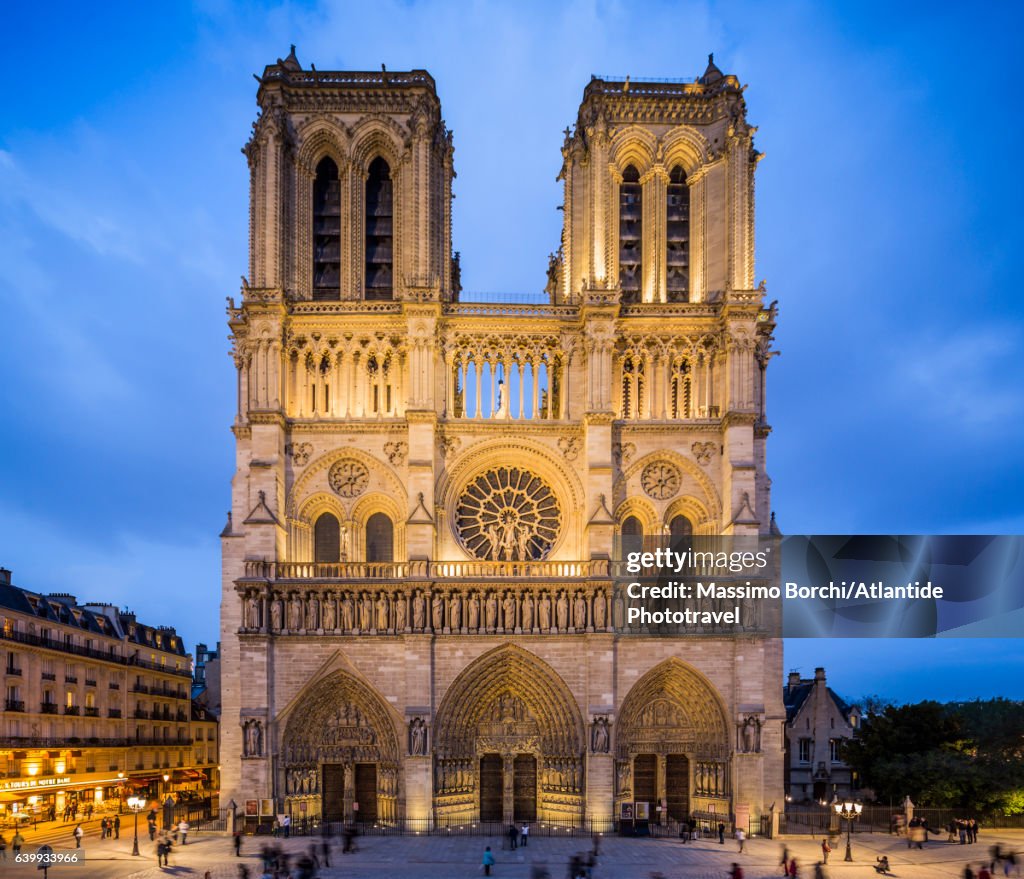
[36,844,52,878]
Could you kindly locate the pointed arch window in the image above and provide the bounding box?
[619,165,642,303]
[365,157,393,300]
[314,512,341,564]
[666,165,690,302]
[669,514,693,540]
[312,157,342,301]
[621,515,644,555]
[366,513,394,563]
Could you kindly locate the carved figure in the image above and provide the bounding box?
[594,590,607,629]
[521,592,534,630]
[539,592,552,630]
[502,592,516,630]
[431,591,444,631]
[271,598,283,632]
[244,595,260,629]
[412,590,426,630]
[288,594,303,630]
[341,593,355,631]
[243,719,263,757]
[467,591,480,630]
[359,592,372,632]
[323,596,336,631]
[376,591,389,631]
[409,717,427,755]
[306,594,319,629]
[591,716,610,753]
[495,379,509,418]
[395,591,408,631]
[485,592,498,630]
[448,592,462,629]
[556,591,569,630]
[573,591,587,629]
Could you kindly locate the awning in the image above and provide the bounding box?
[173,769,207,781]
[0,792,28,803]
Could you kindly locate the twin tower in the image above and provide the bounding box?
[220,48,782,831]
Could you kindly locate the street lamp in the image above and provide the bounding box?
[127,796,146,857]
[117,772,125,814]
[833,800,863,862]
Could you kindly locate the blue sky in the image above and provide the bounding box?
[1,1,1022,705]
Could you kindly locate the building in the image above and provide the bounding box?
[0,568,211,819]
[192,641,221,715]
[220,48,781,829]
[783,668,861,803]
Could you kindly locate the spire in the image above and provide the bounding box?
[280,44,301,72]
[699,52,724,85]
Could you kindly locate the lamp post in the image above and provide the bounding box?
[833,800,863,862]
[117,771,125,814]
[127,796,146,857]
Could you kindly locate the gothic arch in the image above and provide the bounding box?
[350,492,406,562]
[350,119,405,173]
[613,496,659,536]
[288,447,404,519]
[434,643,584,758]
[616,658,729,761]
[661,126,712,177]
[437,437,586,560]
[292,492,349,563]
[614,449,722,527]
[608,127,657,176]
[296,119,350,175]
[277,668,403,804]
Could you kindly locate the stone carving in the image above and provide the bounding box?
[613,442,636,465]
[692,441,716,466]
[412,590,426,630]
[467,591,480,630]
[359,592,372,631]
[438,435,460,457]
[556,591,569,630]
[431,591,444,631]
[287,442,313,466]
[539,592,552,630]
[329,459,369,498]
[322,595,336,631]
[395,591,408,631]
[341,593,355,631]
[242,718,264,757]
[287,594,303,631]
[591,716,611,753]
[455,466,561,561]
[271,598,283,632]
[376,592,389,631]
[384,441,408,465]
[641,461,681,500]
[573,591,587,629]
[739,714,762,753]
[557,436,582,461]
[521,592,534,630]
[409,717,428,755]
[616,760,632,796]
[244,595,261,629]
[593,590,607,629]
[305,594,319,630]
[502,592,516,630]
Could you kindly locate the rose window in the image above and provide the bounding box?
[329,460,369,498]
[456,467,561,561]
[641,462,681,500]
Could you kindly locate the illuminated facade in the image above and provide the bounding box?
[0,569,216,818]
[220,48,781,829]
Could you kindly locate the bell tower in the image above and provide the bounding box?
[244,46,457,302]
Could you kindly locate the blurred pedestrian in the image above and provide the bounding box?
[483,845,495,876]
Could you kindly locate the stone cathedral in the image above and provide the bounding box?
[219,48,782,830]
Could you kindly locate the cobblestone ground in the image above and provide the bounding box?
[2,829,1022,879]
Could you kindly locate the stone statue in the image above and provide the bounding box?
[341,592,355,631]
[502,592,516,630]
[616,761,630,795]
[376,591,389,631]
[514,523,531,560]
[484,592,498,630]
[412,590,426,630]
[613,590,625,628]
[556,591,569,630]
[288,594,302,630]
[521,591,534,630]
[591,716,610,753]
[323,595,336,631]
[495,379,509,418]
[484,524,501,560]
[573,591,587,629]
[539,592,552,630]
[244,595,259,629]
[741,715,761,752]
[306,594,319,630]
[409,717,427,755]
[395,591,408,631]
[359,592,372,632]
[431,591,444,631]
[594,590,607,629]
[468,591,480,630]
[243,719,263,757]
[271,598,283,632]
[448,592,462,629]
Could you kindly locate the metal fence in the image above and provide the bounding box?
[781,806,1024,836]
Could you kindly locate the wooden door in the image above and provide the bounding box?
[354,763,377,823]
[513,754,537,821]
[666,754,690,820]
[479,754,503,821]
[322,764,344,823]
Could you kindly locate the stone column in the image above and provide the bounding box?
[502,755,515,824]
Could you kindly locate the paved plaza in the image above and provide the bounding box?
[2,822,1023,879]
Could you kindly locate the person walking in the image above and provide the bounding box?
[788,857,799,877]
[178,819,189,845]
[736,827,745,853]
[779,845,790,874]
[73,823,83,848]
[814,863,826,879]
[234,831,243,856]
[12,830,24,857]
[729,863,745,879]
[114,815,120,839]
[521,823,530,847]
[482,845,496,876]
[821,838,831,863]
[508,823,519,850]
[0,833,7,861]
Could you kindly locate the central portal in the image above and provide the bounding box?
[513,754,537,821]
[479,754,503,820]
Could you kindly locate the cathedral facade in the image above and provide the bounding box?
[219,48,782,830]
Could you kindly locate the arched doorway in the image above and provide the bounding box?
[432,644,584,823]
[279,671,401,824]
[615,659,730,825]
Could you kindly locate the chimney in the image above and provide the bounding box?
[787,671,801,691]
[0,568,10,586]
[814,667,826,682]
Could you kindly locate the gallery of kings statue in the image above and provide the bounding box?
[219,48,783,833]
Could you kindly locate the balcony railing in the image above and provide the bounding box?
[84,706,100,717]
[132,685,150,694]
[242,558,603,581]
[4,699,25,711]
[85,679,97,687]
[40,702,59,714]
[109,681,120,690]
[5,667,23,676]
[42,672,56,681]
[64,705,80,716]
[134,709,149,719]
[0,628,189,677]
[65,675,78,683]
[0,736,139,748]
[108,708,122,718]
